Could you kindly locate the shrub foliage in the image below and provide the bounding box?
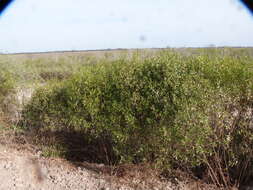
[22,52,253,187]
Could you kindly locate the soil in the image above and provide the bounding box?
[0,144,168,190]
[0,140,225,190]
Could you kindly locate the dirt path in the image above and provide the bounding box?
[0,144,179,190]
[0,145,134,190]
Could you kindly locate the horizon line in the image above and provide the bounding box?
[1,46,253,55]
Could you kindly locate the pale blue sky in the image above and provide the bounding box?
[0,0,252,53]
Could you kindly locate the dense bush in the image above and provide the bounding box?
[22,52,253,187]
[23,56,178,162]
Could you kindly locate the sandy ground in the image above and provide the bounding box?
[0,142,225,190]
[0,144,179,190]
[0,141,226,190]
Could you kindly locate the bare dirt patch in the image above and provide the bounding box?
[0,130,223,190]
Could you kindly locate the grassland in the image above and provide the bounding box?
[0,47,253,189]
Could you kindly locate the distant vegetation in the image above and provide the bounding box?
[0,48,253,188]
[0,63,15,119]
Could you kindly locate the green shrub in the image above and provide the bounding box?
[22,52,253,187]
[198,56,253,187]
[23,56,178,162]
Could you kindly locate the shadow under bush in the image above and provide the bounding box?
[24,128,117,164]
